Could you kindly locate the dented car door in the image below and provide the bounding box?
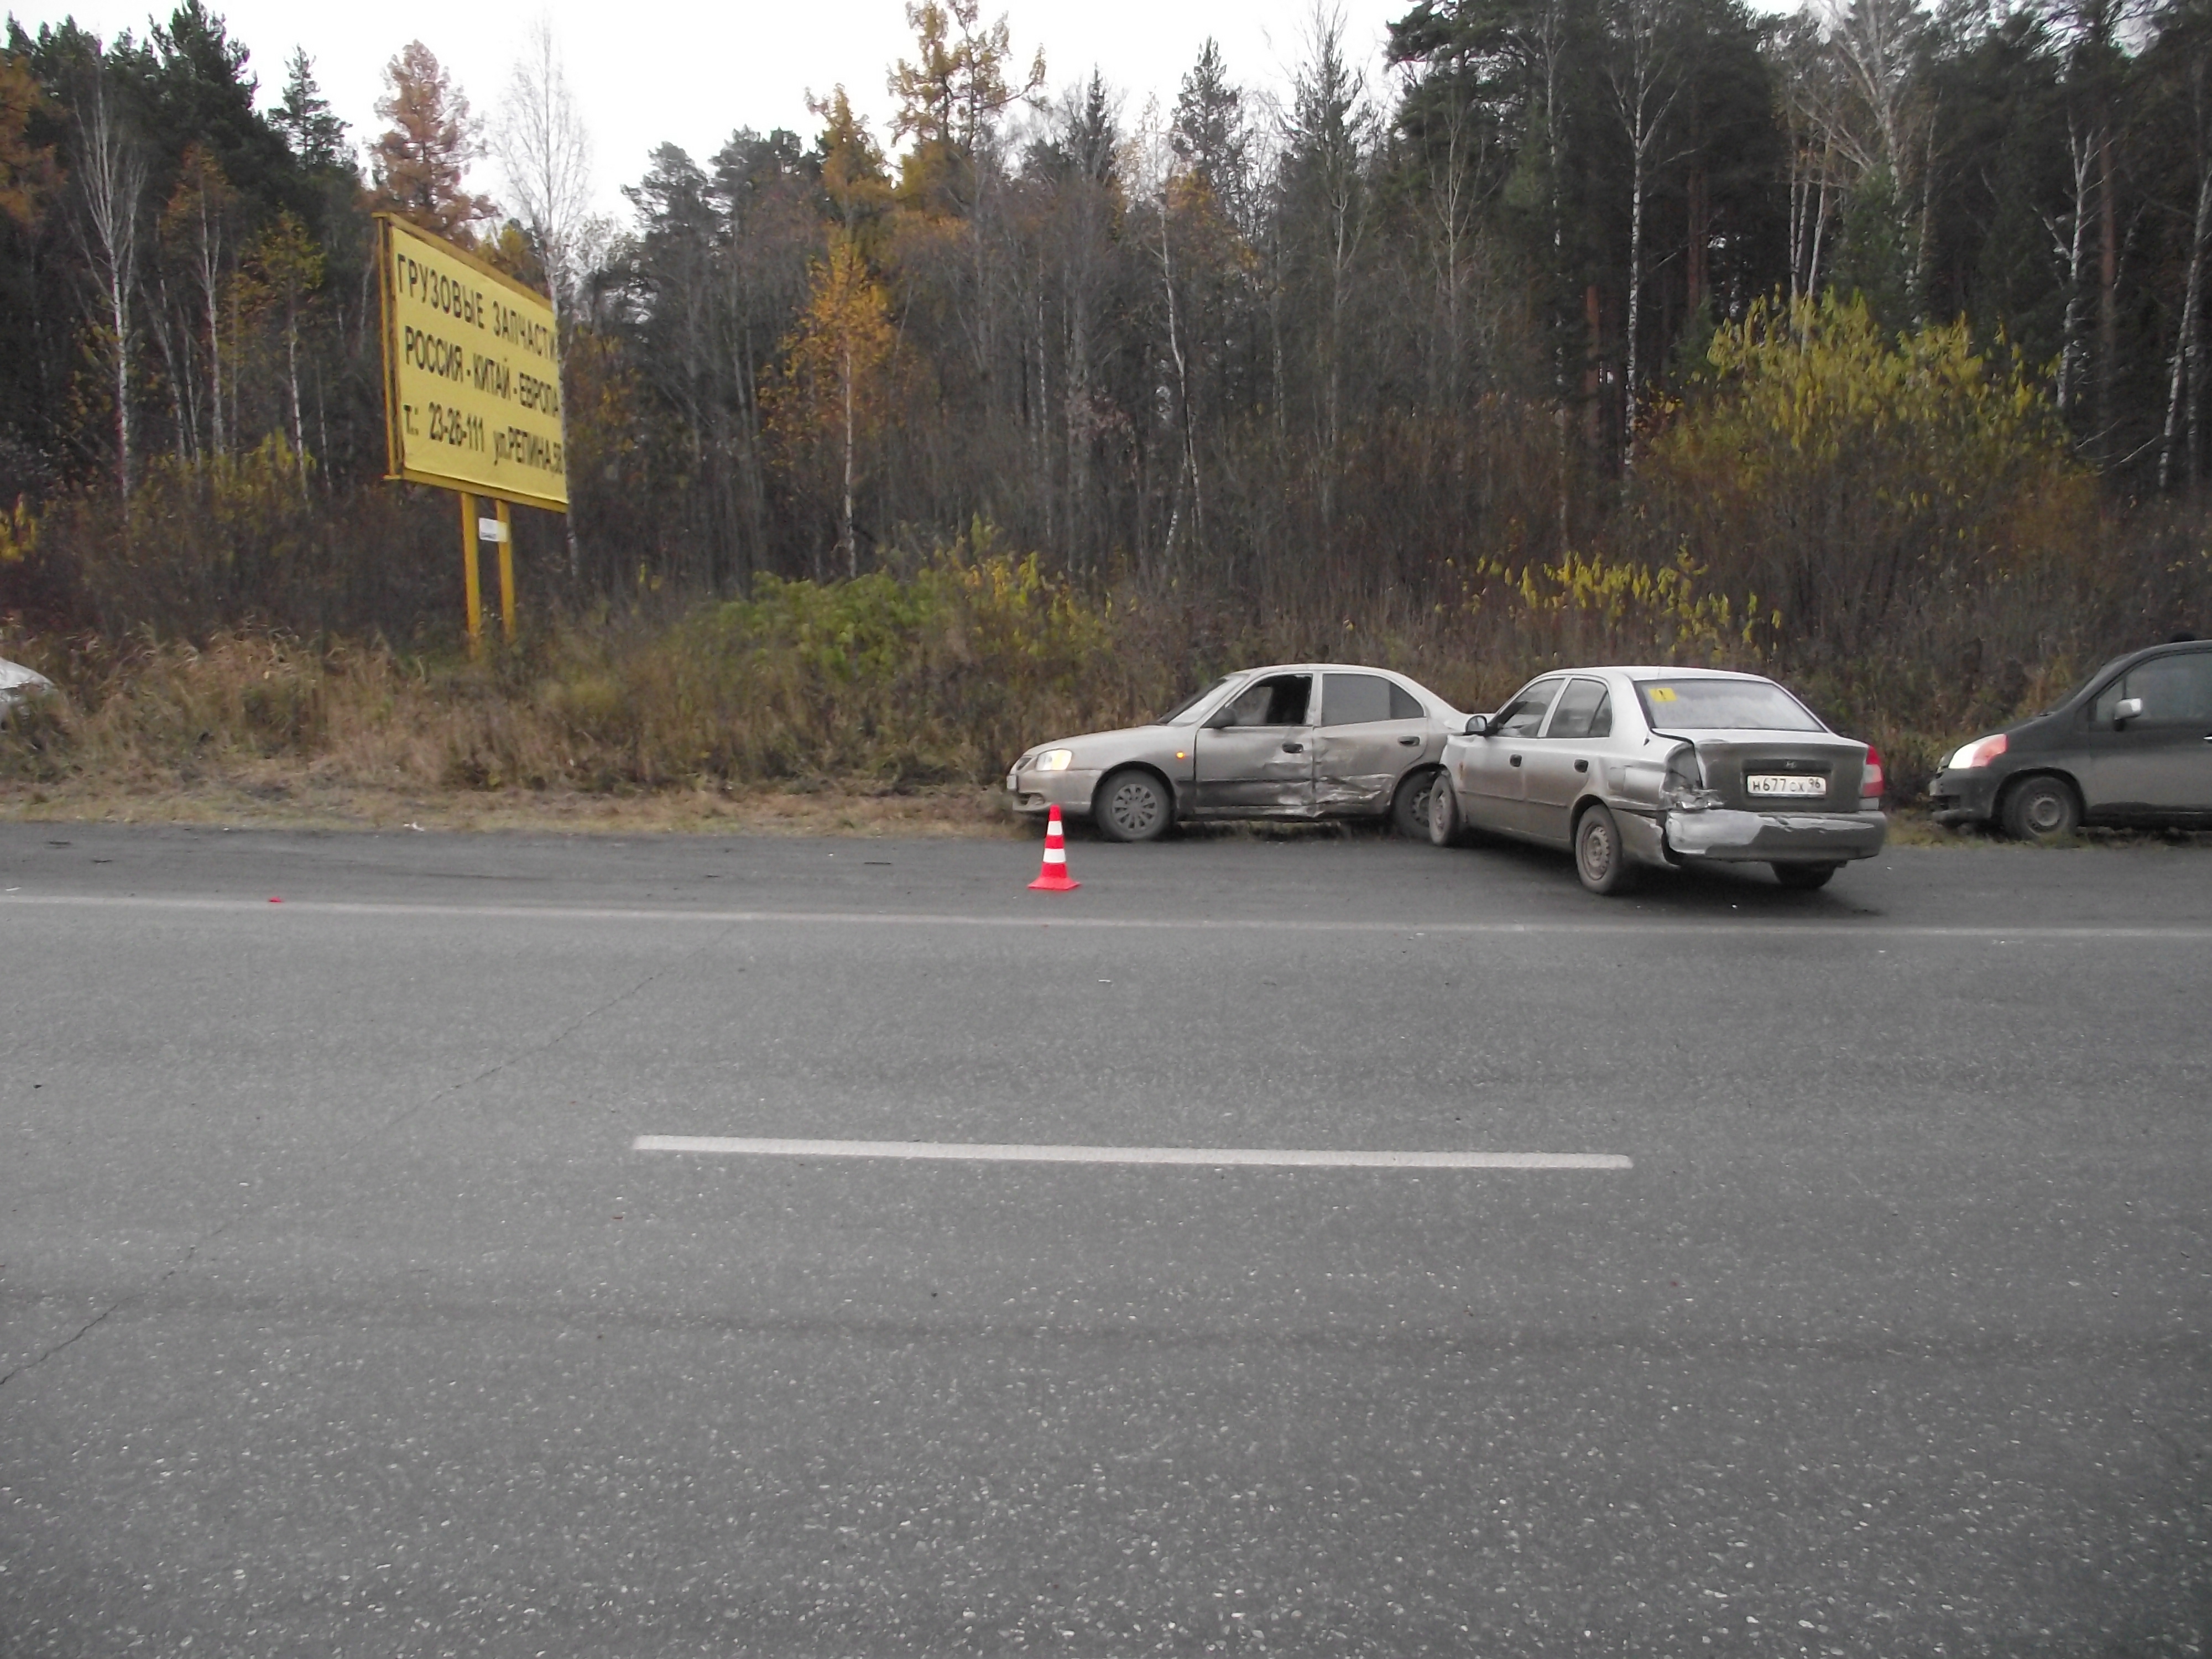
[1311,672,1430,813]
[1193,672,1316,816]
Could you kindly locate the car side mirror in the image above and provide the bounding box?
[2114,696,2145,726]
[1463,713,1492,737]
[1204,708,1235,729]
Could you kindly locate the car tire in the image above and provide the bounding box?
[2001,774,2081,844]
[1574,803,1639,896]
[1095,768,1172,843]
[1428,773,1467,847]
[1772,862,1839,890]
[1392,768,1440,839]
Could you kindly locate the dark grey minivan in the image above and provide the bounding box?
[1928,639,2212,840]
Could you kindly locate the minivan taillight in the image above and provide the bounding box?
[1860,744,1885,811]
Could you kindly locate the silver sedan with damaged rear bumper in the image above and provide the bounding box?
[1427,665,1887,895]
[1005,664,1465,842]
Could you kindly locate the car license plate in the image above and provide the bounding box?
[1006,770,1019,792]
[1746,773,1827,797]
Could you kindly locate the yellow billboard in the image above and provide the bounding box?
[376,213,568,512]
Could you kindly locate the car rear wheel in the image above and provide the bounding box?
[1574,803,1639,896]
[1095,768,1172,843]
[1392,768,1440,838]
[1427,773,1467,847]
[1771,862,1839,890]
[2002,774,2081,844]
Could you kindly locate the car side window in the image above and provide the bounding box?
[1545,677,1610,739]
[1320,673,1396,727]
[2094,653,2212,726]
[1494,679,1562,737]
[1221,674,1313,727]
[1389,682,1423,721]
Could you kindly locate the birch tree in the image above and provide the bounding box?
[493,15,593,572]
[1606,0,1682,463]
[71,53,145,504]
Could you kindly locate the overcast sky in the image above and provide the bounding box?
[7,0,1420,218]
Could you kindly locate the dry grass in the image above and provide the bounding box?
[0,773,1022,837]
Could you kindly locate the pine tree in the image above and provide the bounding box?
[274,47,347,173]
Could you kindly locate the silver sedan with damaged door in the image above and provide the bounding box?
[1005,664,1465,841]
[1427,665,1887,894]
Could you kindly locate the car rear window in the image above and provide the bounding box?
[1321,673,1392,726]
[1546,677,1611,739]
[1320,674,1423,726]
[1635,679,1823,731]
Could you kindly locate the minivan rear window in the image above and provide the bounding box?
[1636,679,1823,731]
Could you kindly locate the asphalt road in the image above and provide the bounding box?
[2,822,2208,1656]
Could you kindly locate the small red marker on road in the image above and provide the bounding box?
[268,896,283,904]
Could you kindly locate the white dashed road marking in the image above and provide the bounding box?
[632,1136,1631,1170]
[6,893,2209,941]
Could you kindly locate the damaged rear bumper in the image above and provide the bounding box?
[1660,808,1887,864]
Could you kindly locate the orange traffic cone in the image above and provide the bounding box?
[1029,804,1081,891]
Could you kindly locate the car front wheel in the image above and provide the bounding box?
[1428,773,1467,847]
[1095,768,1172,843]
[2002,774,2081,844]
[1574,804,1639,896]
[1392,768,1440,838]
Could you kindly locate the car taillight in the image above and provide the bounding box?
[1860,744,1885,810]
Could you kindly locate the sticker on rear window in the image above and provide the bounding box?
[1648,686,1677,702]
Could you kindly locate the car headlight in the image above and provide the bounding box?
[1034,749,1074,773]
[1945,733,2007,771]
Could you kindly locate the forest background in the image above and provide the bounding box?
[2,0,2210,818]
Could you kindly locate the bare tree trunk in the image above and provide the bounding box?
[493,17,593,581]
[1157,185,1203,573]
[1609,0,1678,474]
[1625,145,1646,466]
[148,286,191,463]
[841,338,857,576]
[74,65,144,510]
[2056,117,2093,416]
[1533,0,1569,547]
[2096,111,2118,461]
[197,196,225,458]
[285,296,306,489]
[2161,77,2212,494]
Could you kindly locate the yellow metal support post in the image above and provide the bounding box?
[496,498,515,642]
[459,491,483,652]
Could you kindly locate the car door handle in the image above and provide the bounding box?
[1281,742,1303,754]
[1509,754,1522,768]
[1397,735,1420,747]
[1574,758,1589,773]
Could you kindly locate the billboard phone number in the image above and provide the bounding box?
[406,401,487,453]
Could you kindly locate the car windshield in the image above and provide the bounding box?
[1635,678,1823,731]
[1155,677,1232,724]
